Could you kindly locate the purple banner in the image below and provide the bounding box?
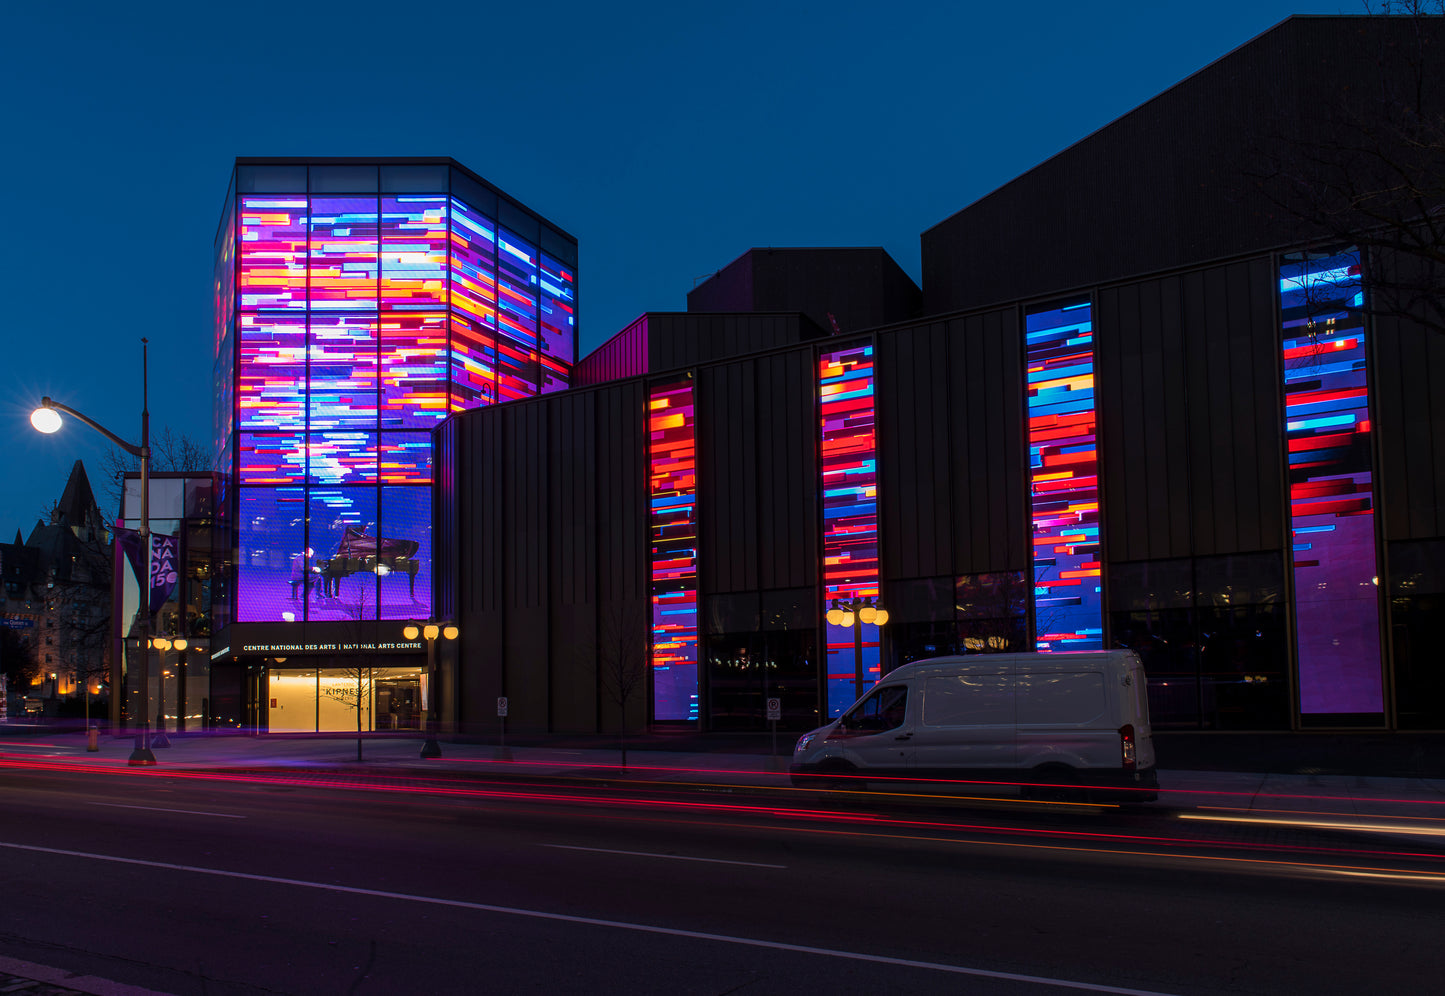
[150,534,180,613]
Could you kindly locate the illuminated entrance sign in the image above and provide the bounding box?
[1025,300,1102,651]
[1280,250,1384,716]
[649,378,699,721]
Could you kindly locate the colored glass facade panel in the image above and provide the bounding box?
[380,196,448,310]
[649,379,699,722]
[238,314,307,431]
[497,227,540,402]
[448,198,497,327]
[449,314,498,411]
[309,197,379,309]
[819,343,880,715]
[381,312,449,427]
[1026,299,1103,652]
[380,433,433,484]
[1280,250,1384,715]
[238,197,307,310]
[308,313,379,431]
[239,433,307,486]
[540,252,576,394]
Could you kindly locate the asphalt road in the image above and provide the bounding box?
[1,765,1442,995]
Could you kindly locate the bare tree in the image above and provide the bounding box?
[321,587,378,762]
[99,427,211,513]
[1,626,38,692]
[1248,3,1445,333]
[591,600,651,769]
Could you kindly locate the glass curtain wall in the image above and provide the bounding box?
[225,164,577,633]
[1025,299,1103,651]
[1109,554,1289,729]
[1279,249,1385,725]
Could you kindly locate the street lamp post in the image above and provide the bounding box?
[826,596,890,699]
[404,621,458,758]
[148,636,187,744]
[31,339,155,766]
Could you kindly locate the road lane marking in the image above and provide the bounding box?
[0,840,1176,995]
[542,844,785,868]
[1180,812,1445,838]
[92,803,246,819]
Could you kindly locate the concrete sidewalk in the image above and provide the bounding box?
[4,728,1444,823]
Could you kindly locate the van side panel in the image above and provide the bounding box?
[1016,668,1119,770]
[912,672,1016,772]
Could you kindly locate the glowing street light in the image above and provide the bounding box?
[827,596,890,697]
[405,620,458,758]
[31,340,156,766]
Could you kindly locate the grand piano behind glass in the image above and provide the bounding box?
[315,526,421,599]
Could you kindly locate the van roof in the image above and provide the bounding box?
[882,649,1141,681]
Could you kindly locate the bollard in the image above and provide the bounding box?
[87,726,99,752]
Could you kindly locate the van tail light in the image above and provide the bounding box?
[1119,724,1137,770]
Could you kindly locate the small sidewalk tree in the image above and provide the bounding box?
[594,600,650,769]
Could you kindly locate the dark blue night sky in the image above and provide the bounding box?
[0,1,1345,532]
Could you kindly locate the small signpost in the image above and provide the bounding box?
[497,696,510,760]
[766,697,781,759]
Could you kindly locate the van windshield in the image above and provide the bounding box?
[841,685,908,732]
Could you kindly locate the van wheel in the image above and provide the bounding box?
[816,760,860,791]
[1026,767,1082,803]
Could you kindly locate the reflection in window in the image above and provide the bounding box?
[1109,555,1288,729]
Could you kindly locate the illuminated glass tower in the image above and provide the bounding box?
[213,159,577,630]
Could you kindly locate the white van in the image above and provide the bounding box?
[790,650,1158,802]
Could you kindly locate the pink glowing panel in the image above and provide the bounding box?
[381,433,433,484]
[307,432,378,486]
[381,196,448,310]
[239,197,307,310]
[308,313,379,431]
[309,197,379,310]
[381,311,449,427]
[240,433,307,485]
[238,314,307,432]
[449,314,497,412]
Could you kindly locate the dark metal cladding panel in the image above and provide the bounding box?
[596,382,648,604]
[994,308,1029,573]
[948,308,1026,574]
[699,362,758,593]
[1097,285,1135,563]
[1159,277,1194,554]
[756,350,818,590]
[575,316,648,387]
[432,419,457,622]
[1246,257,1285,551]
[1378,313,1445,541]
[456,409,506,735]
[549,394,597,731]
[921,17,1445,316]
[1182,268,1217,555]
[503,404,548,729]
[1225,255,1271,552]
[688,248,921,336]
[879,322,953,580]
[1098,277,1196,563]
[593,383,649,735]
[1180,259,1285,557]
